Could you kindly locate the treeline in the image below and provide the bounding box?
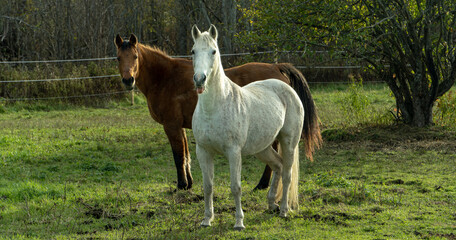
[0,0,375,105]
[0,0,242,60]
[0,0,347,67]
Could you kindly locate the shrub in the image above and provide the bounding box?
[340,76,371,124]
[0,62,126,106]
[435,90,456,128]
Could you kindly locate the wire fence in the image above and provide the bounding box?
[0,74,119,83]
[0,57,116,64]
[0,51,381,102]
[0,91,130,102]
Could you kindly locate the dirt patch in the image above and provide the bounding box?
[414,231,456,240]
[166,190,204,204]
[386,179,405,185]
[76,230,97,235]
[297,211,354,227]
[76,198,124,220]
[145,210,155,219]
[329,211,362,220]
[369,206,384,213]
[321,124,456,152]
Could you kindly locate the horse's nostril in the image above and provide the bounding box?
[193,74,206,86]
[121,77,135,89]
[193,74,198,83]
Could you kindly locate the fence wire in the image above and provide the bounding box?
[0,74,119,83]
[0,91,130,102]
[0,50,377,102]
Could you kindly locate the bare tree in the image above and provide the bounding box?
[0,0,242,60]
[357,0,456,126]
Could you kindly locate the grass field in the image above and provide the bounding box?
[0,83,455,239]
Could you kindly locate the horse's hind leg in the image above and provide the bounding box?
[277,144,293,217]
[277,132,301,218]
[255,146,283,211]
[253,141,278,190]
[164,126,193,190]
[254,165,272,190]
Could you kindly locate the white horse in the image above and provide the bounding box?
[191,24,305,230]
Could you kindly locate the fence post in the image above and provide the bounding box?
[131,90,134,105]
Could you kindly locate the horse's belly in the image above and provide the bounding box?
[193,125,240,154]
[241,122,281,156]
[208,111,283,156]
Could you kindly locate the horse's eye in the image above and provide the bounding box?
[212,50,216,55]
[191,50,195,55]
[134,55,138,59]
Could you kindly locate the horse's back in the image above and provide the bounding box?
[226,63,289,86]
[245,79,304,132]
[243,78,299,102]
[236,78,303,154]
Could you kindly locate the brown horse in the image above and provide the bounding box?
[114,34,322,190]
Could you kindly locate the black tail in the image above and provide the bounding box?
[275,63,322,161]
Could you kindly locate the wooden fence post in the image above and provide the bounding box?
[131,90,134,105]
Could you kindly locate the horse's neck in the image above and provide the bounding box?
[135,44,171,91]
[198,61,235,112]
[210,62,232,97]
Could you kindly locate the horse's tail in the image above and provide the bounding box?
[274,143,300,210]
[275,63,323,161]
[289,145,300,210]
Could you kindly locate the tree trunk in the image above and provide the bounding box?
[222,0,236,53]
[398,94,434,127]
[175,0,190,55]
[198,0,211,27]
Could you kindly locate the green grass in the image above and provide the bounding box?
[1,84,455,239]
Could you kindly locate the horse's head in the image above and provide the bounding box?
[191,24,219,94]
[114,34,140,90]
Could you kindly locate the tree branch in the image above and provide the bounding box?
[354,15,395,32]
[0,15,36,29]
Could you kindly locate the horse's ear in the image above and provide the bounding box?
[209,24,218,40]
[115,34,123,48]
[129,34,137,47]
[191,25,201,42]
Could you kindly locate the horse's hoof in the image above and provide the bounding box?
[177,182,189,190]
[200,222,211,228]
[253,183,269,191]
[279,211,288,218]
[268,203,280,213]
[234,226,245,231]
[201,219,212,227]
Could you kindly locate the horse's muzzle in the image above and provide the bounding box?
[193,73,207,94]
[193,73,206,87]
[122,77,135,90]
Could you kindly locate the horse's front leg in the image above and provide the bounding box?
[227,149,245,230]
[164,126,193,190]
[196,145,215,227]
